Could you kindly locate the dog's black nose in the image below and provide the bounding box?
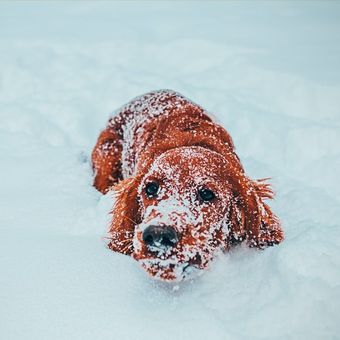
[142,225,179,249]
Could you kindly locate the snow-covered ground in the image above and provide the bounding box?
[1,2,340,339]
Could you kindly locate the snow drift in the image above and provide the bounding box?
[1,2,339,339]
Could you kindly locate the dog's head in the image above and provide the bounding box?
[108,146,283,281]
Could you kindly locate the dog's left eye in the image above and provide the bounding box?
[198,188,216,202]
[145,182,159,197]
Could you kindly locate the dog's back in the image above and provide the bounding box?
[92,90,233,193]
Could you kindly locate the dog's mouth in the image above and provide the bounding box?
[138,257,203,282]
[134,250,207,281]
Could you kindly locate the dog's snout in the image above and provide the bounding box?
[142,225,179,249]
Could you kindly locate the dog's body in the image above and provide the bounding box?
[92,90,284,281]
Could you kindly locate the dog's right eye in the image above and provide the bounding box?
[198,188,216,202]
[145,182,159,197]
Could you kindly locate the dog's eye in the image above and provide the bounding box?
[145,182,159,197]
[198,188,216,202]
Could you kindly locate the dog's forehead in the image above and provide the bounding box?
[150,146,228,179]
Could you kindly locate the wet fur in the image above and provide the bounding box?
[92,90,284,280]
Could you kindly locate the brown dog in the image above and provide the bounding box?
[92,90,284,281]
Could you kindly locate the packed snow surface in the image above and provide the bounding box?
[1,2,340,339]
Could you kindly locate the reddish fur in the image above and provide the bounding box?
[91,90,284,279]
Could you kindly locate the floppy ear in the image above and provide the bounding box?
[228,194,247,246]
[246,179,284,248]
[229,178,284,249]
[107,177,141,255]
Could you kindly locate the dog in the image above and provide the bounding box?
[92,90,284,281]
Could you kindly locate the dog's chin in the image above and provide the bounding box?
[138,258,203,282]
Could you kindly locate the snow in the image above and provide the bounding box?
[1,1,340,339]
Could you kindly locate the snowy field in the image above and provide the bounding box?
[1,1,340,339]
